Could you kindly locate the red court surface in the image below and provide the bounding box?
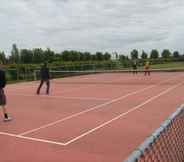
[1,72,184,162]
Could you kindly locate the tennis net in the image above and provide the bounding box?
[124,104,184,162]
[34,68,184,85]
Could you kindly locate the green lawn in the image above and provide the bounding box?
[151,62,184,69]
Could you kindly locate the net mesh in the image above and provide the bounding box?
[124,105,184,162]
[34,68,184,85]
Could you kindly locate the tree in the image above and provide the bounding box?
[61,50,80,61]
[141,51,148,59]
[173,51,180,58]
[130,49,139,60]
[82,52,91,61]
[61,50,70,61]
[71,51,80,61]
[0,51,7,64]
[104,52,111,60]
[44,48,55,63]
[119,54,131,68]
[54,53,62,62]
[150,49,159,59]
[91,54,97,61]
[119,55,126,61]
[95,52,104,61]
[32,48,44,63]
[20,49,33,64]
[10,44,20,63]
[161,49,171,58]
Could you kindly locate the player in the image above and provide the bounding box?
[36,62,50,95]
[132,60,138,75]
[0,63,12,122]
[144,61,151,76]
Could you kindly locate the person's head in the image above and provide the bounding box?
[146,61,150,65]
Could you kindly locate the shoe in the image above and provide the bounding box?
[3,117,12,122]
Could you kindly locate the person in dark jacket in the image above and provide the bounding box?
[0,64,12,122]
[36,62,50,95]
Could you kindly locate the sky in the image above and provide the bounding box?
[0,0,184,55]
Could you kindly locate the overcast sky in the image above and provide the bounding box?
[0,0,184,55]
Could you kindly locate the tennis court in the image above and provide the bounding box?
[0,70,184,162]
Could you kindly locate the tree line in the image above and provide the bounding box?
[128,49,180,60]
[119,49,184,68]
[0,44,111,64]
[0,44,183,65]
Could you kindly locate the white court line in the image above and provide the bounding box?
[64,81,184,145]
[7,93,110,101]
[7,79,95,95]
[0,132,66,146]
[19,75,179,136]
[0,81,183,147]
[19,85,155,136]
[19,75,181,136]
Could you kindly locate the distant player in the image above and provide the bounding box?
[144,61,150,76]
[37,62,50,95]
[0,63,12,122]
[132,60,138,75]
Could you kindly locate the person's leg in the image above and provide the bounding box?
[0,90,11,121]
[144,70,147,76]
[133,67,136,75]
[145,68,149,76]
[46,80,50,95]
[146,71,148,76]
[148,70,151,76]
[133,70,135,75]
[2,105,7,115]
[2,106,12,121]
[37,80,44,94]
[135,67,137,74]
[2,105,9,118]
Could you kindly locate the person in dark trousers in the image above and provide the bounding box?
[37,62,50,95]
[0,64,12,122]
[132,60,138,75]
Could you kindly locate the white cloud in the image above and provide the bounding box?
[0,0,184,55]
